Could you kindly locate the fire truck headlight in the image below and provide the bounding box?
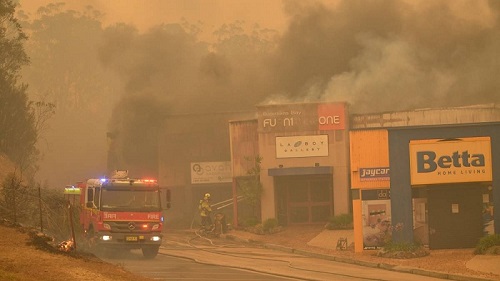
[103,223,111,230]
[101,235,112,241]
[150,236,161,242]
[151,224,160,230]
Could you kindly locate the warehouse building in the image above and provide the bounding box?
[230,102,351,225]
[350,104,500,252]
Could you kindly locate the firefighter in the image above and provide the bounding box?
[199,193,212,229]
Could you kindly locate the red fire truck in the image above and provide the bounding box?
[79,177,170,258]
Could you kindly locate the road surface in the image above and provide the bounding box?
[101,230,447,281]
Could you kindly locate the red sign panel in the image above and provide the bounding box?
[318,103,345,130]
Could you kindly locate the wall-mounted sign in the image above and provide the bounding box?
[276,135,329,158]
[359,167,390,181]
[258,102,346,133]
[409,137,492,185]
[191,161,232,184]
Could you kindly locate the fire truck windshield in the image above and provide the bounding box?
[100,189,161,211]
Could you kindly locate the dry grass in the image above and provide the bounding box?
[0,223,153,281]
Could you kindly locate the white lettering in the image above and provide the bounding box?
[263,118,276,127]
[319,115,341,125]
[148,214,160,220]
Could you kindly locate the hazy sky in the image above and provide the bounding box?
[20,0,293,40]
[17,0,500,187]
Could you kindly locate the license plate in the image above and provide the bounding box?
[125,236,138,242]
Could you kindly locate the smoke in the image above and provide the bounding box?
[272,0,500,113]
[97,0,500,174]
[101,0,500,116]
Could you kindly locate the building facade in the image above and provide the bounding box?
[229,102,351,225]
[350,104,500,252]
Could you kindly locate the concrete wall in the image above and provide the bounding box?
[256,102,351,221]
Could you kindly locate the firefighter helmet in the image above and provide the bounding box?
[204,193,211,199]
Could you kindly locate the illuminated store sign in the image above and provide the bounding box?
[409,137,492,185]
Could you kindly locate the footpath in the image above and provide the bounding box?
[220,228,500,281]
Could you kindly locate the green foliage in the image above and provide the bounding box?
[0,0,29,80]
[383,240,421,252]
[0,0,38,170]
[244,218,281,235]
[241,217,260,227]
[262,218,279,232]
[325,213,353,230]
[475,234,500,255]
[237,156,263,215]
[377,240,429,259]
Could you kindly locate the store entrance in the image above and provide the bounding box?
[275,175,332,225]
[427,184,483,249]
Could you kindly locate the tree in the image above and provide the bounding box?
[20,3,118,186]
[0,0,37,173]
[237,156,263,220]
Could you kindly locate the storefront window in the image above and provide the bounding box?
[312,206,330,222]
[290,206,309,223]
[276,175,332,224]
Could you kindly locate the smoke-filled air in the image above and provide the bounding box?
[17,0,500,187]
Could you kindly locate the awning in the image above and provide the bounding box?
[268,166,333,176]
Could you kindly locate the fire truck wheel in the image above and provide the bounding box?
[142,245,159,259]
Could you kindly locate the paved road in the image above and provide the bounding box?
[103,249,300,280]
[112,230,445,281]
[163,245,443,280]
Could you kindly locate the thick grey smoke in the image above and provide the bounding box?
[102,0,500,117]
[98,0,500,175]
[272,0,500,113]
[99,22,276,175]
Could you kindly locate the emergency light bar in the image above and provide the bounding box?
[63,186,81,195]
[86,178,158,188]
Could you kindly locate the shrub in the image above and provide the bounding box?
[251,223,264,235]
[262,218,279,232]
[325,214,353,230]
[241,217,260,228]
[384,241,421,252]
[377,240,429,259]
[475,234,500,254]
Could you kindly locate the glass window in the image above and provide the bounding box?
[100,189,161,211]
[289,207,309,223]
[311,206,331,222]
[310,183,330,202]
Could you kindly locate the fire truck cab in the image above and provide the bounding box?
[80,177,170,258]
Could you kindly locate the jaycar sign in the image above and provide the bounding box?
[409,137,492,185]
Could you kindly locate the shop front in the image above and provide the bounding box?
[390,126,499,249]
[351,124,499,252]
[273,172,333,225]
[256,102,351,225]
[407,137,493,249]
[350,129,392,252]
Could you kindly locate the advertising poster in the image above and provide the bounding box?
[362,189,391,250]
